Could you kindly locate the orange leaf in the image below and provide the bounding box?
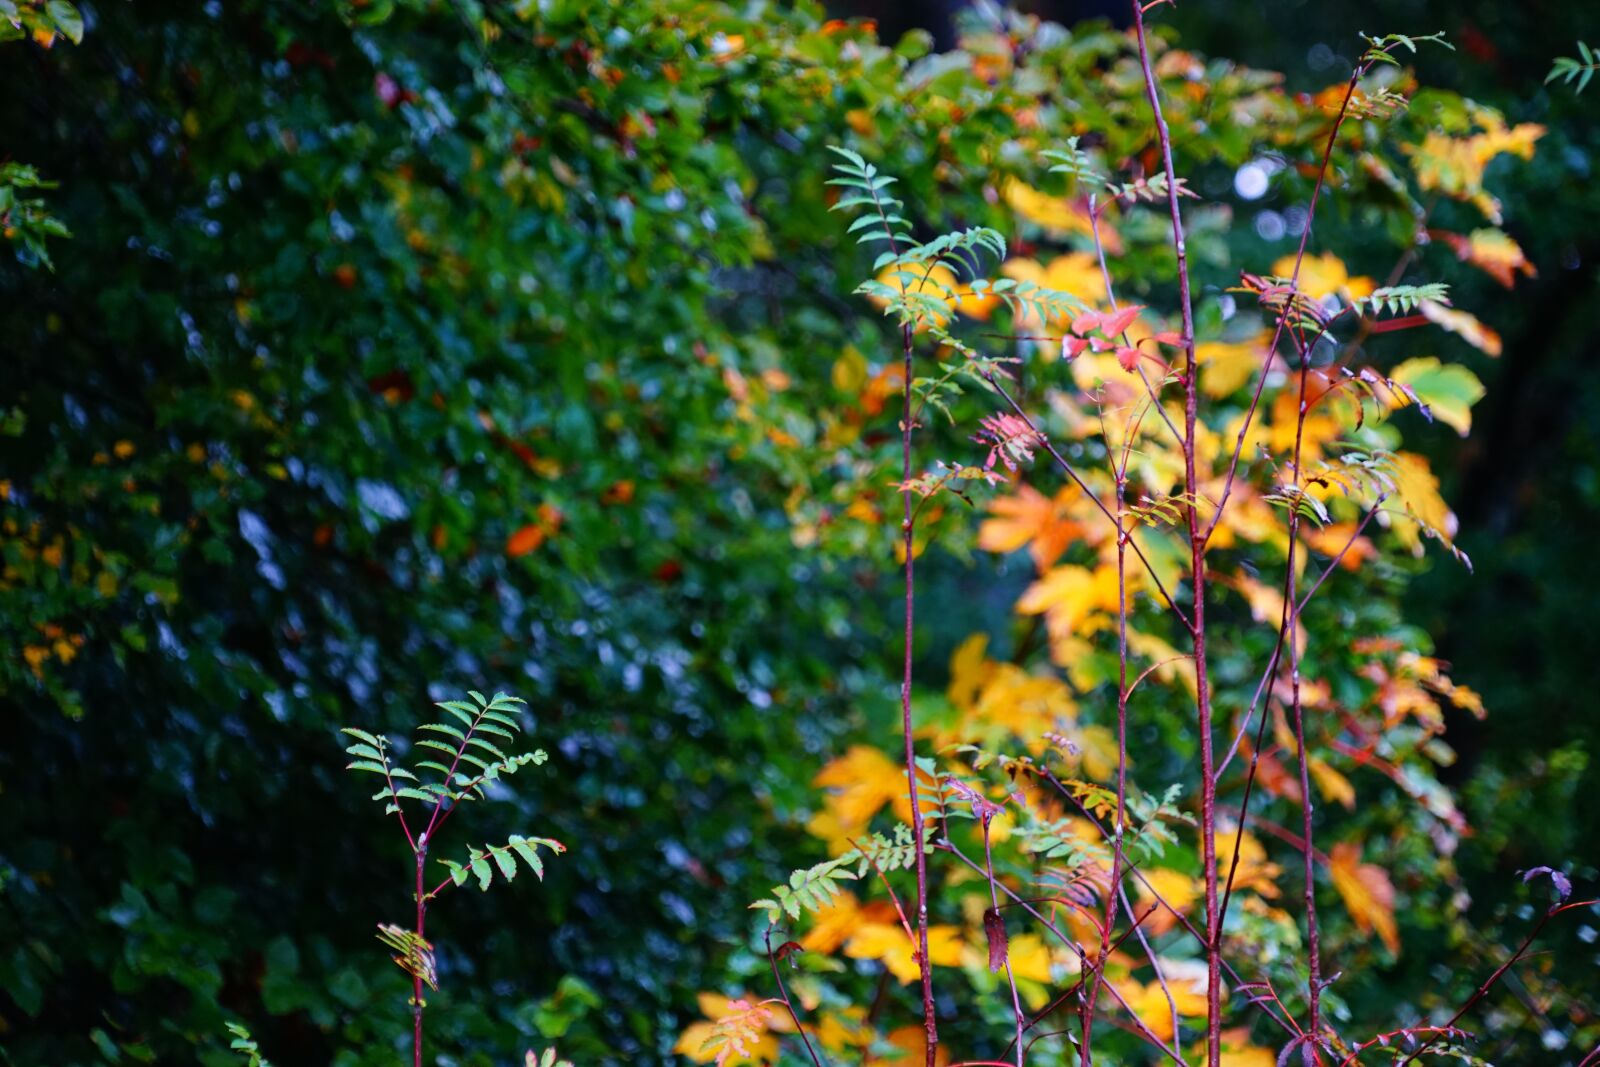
[506,524,546,557]
[1329,841,1400,954]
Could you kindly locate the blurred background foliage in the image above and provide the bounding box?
[0,0,1593,1064]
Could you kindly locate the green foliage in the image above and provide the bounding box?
[1546,42,1598,94]
[0,0,82,44]
[437,836,565,893]
[750,825,925,923]
[1358,30,1453,67]
[225,1022,273,1067]
[344,691,549,812]
[1352,282,1453,317]
[0,161,69,270]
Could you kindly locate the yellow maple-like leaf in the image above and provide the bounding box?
[871,1026,951,1067]
[844,922,963,983]
[813,1008,876,1053]
[1270,251,1375,301]
[867,261,997,330]
[1116,959,1211,1041]
[1017,563,1123,645]
[1209,1027,1278,1067]
[1302,521,1376,572]
[1329,841,1400,954]
[799,891,864,954]
[1136,867,1201,936]
[1003,178,1097,238]
[1436,227,1536,289]
[808,745,911,846]
[1004,932,1056,985]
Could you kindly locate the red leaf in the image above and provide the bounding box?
[1116,346,1141,372]
[983,908,1009,973]
[1099,304,1144,338]
[1061,336,1090,361]
[1070,310,1102,337]
[1150,330,1184,347]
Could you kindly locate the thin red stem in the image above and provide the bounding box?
[901,315,939,1067]
[1128,7,1220,1062]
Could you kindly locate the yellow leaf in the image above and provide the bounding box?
[1002,178,1095,238]
[1403,107,1543,223]
[1197,336,1268,398]
[810,745,908,840]
[1136,867,1200,935]
[813,1008,875,1053]
[799,891,864,954]
[1215,824,1282,900]
[1436,227,1536,289]
[1003,932,1055,985]
[831,346,868,392]
[867,262,996,329]
[1001,253,1106,319]
[1329,841,1400,954]
[1270,251,1374,301]
[1389,451,1458,553]
[844,922,963,983]
[1017,563,1122,645]
[1390,356,1486,435]
[874,1026,950,1067]
[1116,959,1211,1041]
[1308,755,1356,810]
[947,633,994,715]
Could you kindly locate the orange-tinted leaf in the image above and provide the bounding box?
[1329,841,1400,954]
[506,524,546,557]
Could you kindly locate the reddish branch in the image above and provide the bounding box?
[1127,6,1223,1062]
[901,313,940,1067]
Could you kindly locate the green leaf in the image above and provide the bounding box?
[46,0,82,43]
[1389,357,1485,436]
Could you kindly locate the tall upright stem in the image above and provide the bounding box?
[413,844,427,1067]
[900,319,938,1066]
[1283,352,1325,1046]
[1129,7,1221,1063]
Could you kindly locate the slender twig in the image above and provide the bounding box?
[981,819,1027,1067]
[857,166,941,1067]
[765,927,829,1067]
[1040,768,1298,1039]
[1391,899,1599,1067]
[1079,418,1133,1065]
[981,369,1194,633]
[1280,348,1328,1048]
[941,839,1192,1066]
[1127,8,1222,1062]
[1201,46,1401,549]
[1215,496,1386,785]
